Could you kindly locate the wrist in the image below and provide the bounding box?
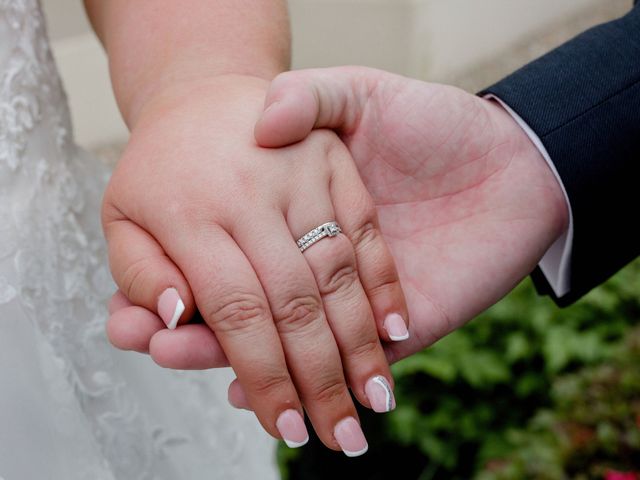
[92,0,291,129]
[127,74,270,132]
[483,98,570,244]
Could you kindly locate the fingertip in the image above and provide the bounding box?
[149,324,229,370]
[383,333,425,366]
[255,71,321,147]
[107,305,165,353]
[108,290,131,314]
[228,378,252,410]
[254,98,311,148]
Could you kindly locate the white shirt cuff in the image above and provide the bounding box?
[484,94,574,298]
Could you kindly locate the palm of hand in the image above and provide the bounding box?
[339,79,566,360]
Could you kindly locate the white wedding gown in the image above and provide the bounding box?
[0,2,278,479]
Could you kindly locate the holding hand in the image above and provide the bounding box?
[107,66,569,451]
[113,66,568,369]
[255,66,569,363]
[103,74,408,455]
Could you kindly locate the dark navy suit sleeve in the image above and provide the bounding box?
[481,3,640,306]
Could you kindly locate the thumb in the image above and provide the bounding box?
[254,66,374,147]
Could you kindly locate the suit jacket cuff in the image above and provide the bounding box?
[485,94,573,299]
[479,4,640,306]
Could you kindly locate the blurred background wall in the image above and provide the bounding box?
[42,0,630,151]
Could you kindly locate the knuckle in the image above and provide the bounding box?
[205,292,269,334]
[273,295,323,334]
[119,255,155,301]
[350,220,379,252]
[250,372,292,397]
[100,194,114,229]
[101,189,127,233]
[347,336,382,362]
[318,262,359,297]
[306,376,347,405]
[164,198,210,230]
[368,274,401,298]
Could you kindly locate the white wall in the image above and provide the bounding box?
[42,0,608,149]
[42,0,125,147]
[412,0,603,80]
[288,0,603,79]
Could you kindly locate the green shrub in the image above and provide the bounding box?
[476,327,640,480]
[281,259,640,479]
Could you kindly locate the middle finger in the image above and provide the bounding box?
[235,209,368,455]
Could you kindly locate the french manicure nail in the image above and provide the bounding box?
[334,417,368,457]
[365,375,396,413]
[276,410,309,448]
[384,313,409,341]
[158,288,185,330]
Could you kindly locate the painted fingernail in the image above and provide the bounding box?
[384,313,409,341]
[276,410,309,448]
[365,375,396,413]
[334,417,368,457]
[158,288,185,330]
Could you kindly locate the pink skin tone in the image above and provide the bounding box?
[88,0,409,454]
[101,75,407,455]
[85,0,408,450]
[107,67,568,452]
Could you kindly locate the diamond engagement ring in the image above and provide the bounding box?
[296,221,342,253]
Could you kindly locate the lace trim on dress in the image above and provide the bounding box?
[0,2,272,478]
[1,2,182,478]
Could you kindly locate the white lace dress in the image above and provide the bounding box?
[0,2,277,479]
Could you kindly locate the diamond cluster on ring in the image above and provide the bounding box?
[296,221,342,253]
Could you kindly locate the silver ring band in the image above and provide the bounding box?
[296,221,342,253]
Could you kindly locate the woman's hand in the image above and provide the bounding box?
[102,74,408,455]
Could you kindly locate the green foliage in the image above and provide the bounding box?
[281,259,640,479]
[388,259,640,479]
[477,328,640,479]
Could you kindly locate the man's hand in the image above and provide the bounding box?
[255,66,568,362]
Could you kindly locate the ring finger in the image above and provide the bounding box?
[287,186,396,415]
